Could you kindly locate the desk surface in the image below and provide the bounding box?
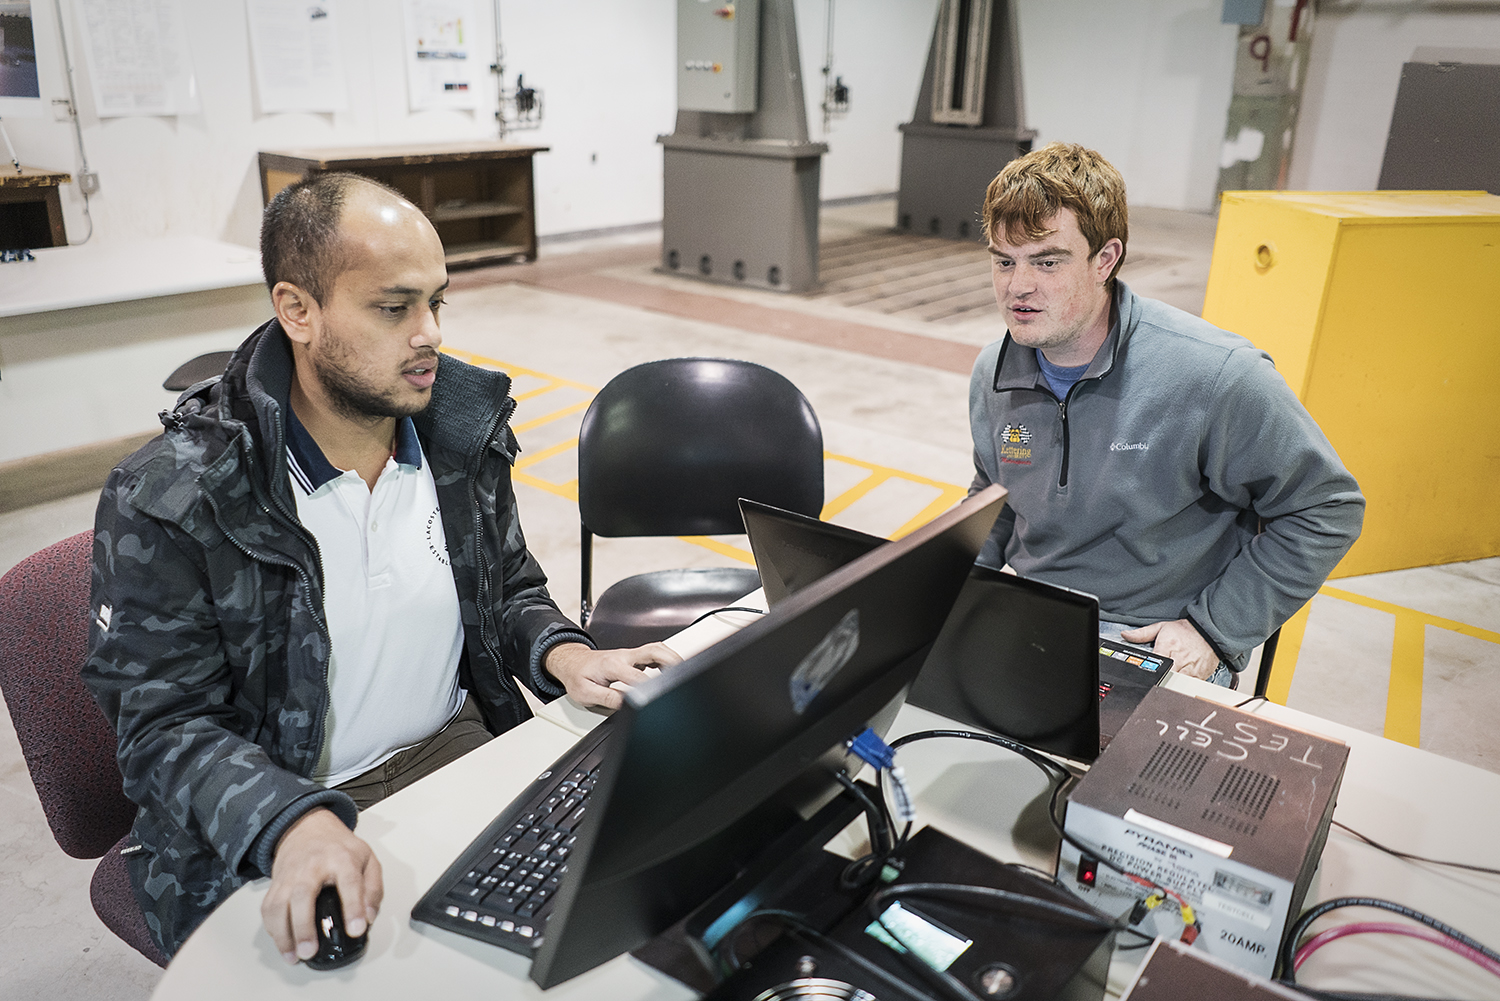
[151,673,1500,1000]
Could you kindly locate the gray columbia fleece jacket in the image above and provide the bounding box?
[84,319,592,956]
[969,280,1365,669]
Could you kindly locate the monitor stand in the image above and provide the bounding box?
[630,784,873,993]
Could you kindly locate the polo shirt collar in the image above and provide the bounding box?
[286,407,422,492]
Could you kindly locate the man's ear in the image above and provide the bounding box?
[272,282,318,345]
[1095,238,1124,283]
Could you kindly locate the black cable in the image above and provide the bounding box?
[888,729,1191,931]
[834,770,893,857]
[1235,694,1266,709]
[1332,820,1500,877]
[684,605,766,629]
[1279,897,1500,986]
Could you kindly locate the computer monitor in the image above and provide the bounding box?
[527,485,1007,987]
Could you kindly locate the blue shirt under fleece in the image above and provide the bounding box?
[1035,349,1091,399]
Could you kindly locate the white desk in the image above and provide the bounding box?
[151,664,1500,1000]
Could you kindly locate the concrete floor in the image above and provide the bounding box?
[2,200,1496,1000]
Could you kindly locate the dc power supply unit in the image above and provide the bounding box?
[1059,687,1348,977]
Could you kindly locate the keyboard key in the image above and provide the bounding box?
[500,920,515,933]
[518,925,535,938]
[517,901,538,917]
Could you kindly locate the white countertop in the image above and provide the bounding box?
[0,236,264,318]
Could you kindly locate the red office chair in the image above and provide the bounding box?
[0,532,169,967]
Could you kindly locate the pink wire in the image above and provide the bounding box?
[1294,921,1500,979]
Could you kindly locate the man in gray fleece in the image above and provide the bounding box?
[969,143,1364,684]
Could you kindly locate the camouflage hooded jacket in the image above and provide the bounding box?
[84,319,591,956]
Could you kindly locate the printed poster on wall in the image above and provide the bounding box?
[402,0,480,112]
[245,0,349,113]
[74,0,201,117]
[0,0,45,117]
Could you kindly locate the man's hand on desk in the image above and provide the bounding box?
[262,807,382,966]
[1120,619,1220,680]
[545,642,683,710]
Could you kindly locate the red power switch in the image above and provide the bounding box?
[1077,854,1099,887]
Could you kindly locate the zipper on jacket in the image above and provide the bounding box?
[469,396,525,710]
[235,426,334,766]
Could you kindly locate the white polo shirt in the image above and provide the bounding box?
[287,410,466,787]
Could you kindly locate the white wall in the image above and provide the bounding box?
[1289,4,1500,192]
[1013,0,1239,212]
[6,0,938,248]
[792,0,940,200]
[8,0,1262,249]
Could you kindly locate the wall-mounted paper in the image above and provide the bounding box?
[403,0,479,112]
[74,0,201,118]
[245,0,348,114]
[0,0,45,117]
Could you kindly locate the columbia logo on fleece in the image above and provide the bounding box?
[1110,441,1149,453]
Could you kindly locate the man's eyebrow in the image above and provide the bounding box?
[376,280,450,297]
[987,245,1074,260]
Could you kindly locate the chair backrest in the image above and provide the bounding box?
[0,531,136,859]
[577,358,825,537]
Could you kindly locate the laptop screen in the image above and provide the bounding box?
[908,567,1102,762]
[740,499,1115,764]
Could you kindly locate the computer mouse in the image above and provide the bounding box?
[305,885,367,970]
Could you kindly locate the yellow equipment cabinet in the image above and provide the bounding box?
[1203,191,1500,577]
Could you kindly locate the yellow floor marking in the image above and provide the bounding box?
[682,536,755,564]
[514,437,579,472]
[1386,614,1427,747]
[513,399,593,434]
[1270,587,1500,746]
[1318,587,1500,645]
[820,468,895,520]
[1265,601,1312,707]
[513,470,577,501]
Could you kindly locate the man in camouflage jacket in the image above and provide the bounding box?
[84,174,674,961]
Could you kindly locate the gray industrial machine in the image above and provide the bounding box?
[896,0,1035,242]
[658,0,827,292]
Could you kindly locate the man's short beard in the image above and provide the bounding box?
[311,346,434,422]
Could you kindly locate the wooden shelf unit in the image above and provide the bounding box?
[257,142,548,268]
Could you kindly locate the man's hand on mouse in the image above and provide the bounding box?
[1119,619,1220,680]
[544,642,683,710]
[263,807,383,965]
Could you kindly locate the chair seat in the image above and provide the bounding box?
[90,836,169,967]
[163,351,234,391]
[586,567,763,650]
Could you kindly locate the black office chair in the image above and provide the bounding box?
[576,358,824,649]
[163,351,234,391]
[1251,626,1283,700]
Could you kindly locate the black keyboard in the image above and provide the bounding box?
[412,730,610,953]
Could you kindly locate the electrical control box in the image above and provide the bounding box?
[1059,688,1348,978]
[677,0,760,113]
